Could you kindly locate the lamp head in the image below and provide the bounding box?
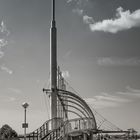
[22,102,29,109]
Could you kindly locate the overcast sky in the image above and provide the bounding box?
[0,0,140,134]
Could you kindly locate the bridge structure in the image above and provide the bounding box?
[19,68,129,140]
[19,0,131,140]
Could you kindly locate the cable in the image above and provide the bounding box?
[42,72,50,119]
[57,67,122,132]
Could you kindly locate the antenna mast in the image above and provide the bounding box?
[50,0,57,129]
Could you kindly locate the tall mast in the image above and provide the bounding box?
[50,0,57,129]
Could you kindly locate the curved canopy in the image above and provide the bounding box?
[57,89,97,130]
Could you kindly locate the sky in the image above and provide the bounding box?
[0,0,140,134]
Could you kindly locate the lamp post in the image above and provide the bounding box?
[22,102,29,140]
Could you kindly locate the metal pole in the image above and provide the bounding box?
[50,0,57,130]
[24,108,26,140]
[52,0,55,21]
[22,102,29,140]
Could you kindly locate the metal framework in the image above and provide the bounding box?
[18,0,130,139]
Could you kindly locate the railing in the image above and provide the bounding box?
[65,117,96,133]
[19,118,64,140]
[41,117,96,140]
[19,117,96,140]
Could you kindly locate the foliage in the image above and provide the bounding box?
[0,124,19,140]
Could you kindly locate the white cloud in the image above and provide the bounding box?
[85,92,131,109]
[0,21,12,74]
[85,86,140,110]
[86,98,119,109]
[67,0,86,4]
[0,21,10,59]
[117,86,140,98]
[72,8,83,16]
[0,51,4,58]
[68,2,140,33]
[94,93,130,102]
[0,39,8,47]
[0,21,10,36]
[0,65,13,75]
[85,7,140,33]
[62,70,70,78]
[67,0,88,16]
[0,96,16,102]
[126,86,140,93]
[118,92,140,98]
[66,0,73,3]
[97,57,140,66]
[83,15,94,24]
[0,21,13,75]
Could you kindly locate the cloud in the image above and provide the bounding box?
[0,39,8,47]
[66,0,86,5]
[0,21,10,36]
[62,70,70,78]
[0,65,13,75]
[85,86,140,109]
[67,0,88,16]
[0,21,12,75]
[0,21,10,59]
[83,15,94,24]
[66,0,73,3]
[0,96,16,102]
[126,86,140,93]
[85,7,140,33]
[72,8,83,16]
[97,57,140,66]
[68,1,140,33]
[85,92,131,109]
[0,51,4,58]
[117,86,140,98]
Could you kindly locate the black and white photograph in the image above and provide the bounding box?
[0,0,140,139]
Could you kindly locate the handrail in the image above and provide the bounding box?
[19,89,97,139]
[41,117,96,140]
[19,117,96,140]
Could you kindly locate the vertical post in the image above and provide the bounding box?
[22,102,29,140]
[50,0,57,130]
[83,133,87,140]
[24,108,26,140]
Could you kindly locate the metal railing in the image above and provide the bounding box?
[19,117,96,140]
[19,118,64,140]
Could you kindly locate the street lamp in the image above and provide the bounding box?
[22,102,29,140]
